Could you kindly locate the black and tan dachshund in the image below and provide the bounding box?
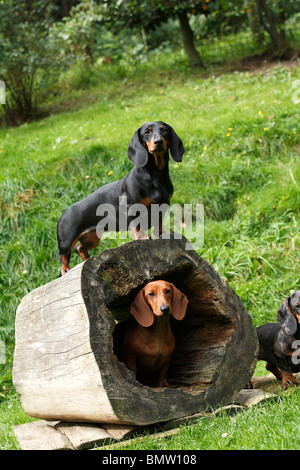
[57,121,184,276]
[252,290,300,389]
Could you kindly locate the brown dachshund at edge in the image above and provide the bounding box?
[124,280,188,387]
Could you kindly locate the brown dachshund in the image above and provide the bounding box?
[124,280,188,387]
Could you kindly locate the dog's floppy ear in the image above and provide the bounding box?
[170,283,188,321]
[289,291,300,315]
[169,127,185,162]
[277,297,297,335]
[130,289,154,327]
[128,130,148,168]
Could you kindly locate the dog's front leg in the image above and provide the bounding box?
[153,212,166,239]
[124,351,137,377]
[158,360,172,388]
[130,225,150,240]
[281,370,297,389]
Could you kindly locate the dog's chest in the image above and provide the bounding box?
[149,180,173,204]
[144,171,173,203]
[137,336,175,371]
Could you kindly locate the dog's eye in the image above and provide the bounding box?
[144,129,151,135]
[165,289,171,295]
[148,292,155,297]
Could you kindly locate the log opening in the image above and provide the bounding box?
[111,263,235,391]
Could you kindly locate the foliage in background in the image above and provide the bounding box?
[1,0,300,125]
[49,0,103,63]
[0,0,59,124]
[97,0,215,66]
[254,0,298,58]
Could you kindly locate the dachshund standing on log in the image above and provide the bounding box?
[124,280,188,387]
[57,122,184,276]
[253,290,300,389]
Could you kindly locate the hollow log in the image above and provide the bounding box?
[13,236,258,426]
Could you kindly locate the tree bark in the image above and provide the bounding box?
[178,10,204,67]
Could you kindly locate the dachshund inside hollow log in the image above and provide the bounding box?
[57,122,184,276]
[124,280,188,387]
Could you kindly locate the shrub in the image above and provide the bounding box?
[0,0,57,125]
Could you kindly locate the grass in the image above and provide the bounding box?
[102,391,300,450]
[0,48,300,449]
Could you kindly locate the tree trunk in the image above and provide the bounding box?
[178,10,204,67]
[13,236,258,426]
[255,0,288,58]
[246,0,264,44]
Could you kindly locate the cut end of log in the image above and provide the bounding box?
[13,236,258,426]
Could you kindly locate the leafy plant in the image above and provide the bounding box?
[0,0,58,124]
[49,0,103,64]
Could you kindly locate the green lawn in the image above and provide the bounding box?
[0,53,300,449]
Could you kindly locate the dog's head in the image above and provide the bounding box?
[276,290,300,335]
[130,280,188,327]
[128,121,184,168]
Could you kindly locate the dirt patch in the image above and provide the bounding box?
[228,53,299,75]
[17,189,40,205]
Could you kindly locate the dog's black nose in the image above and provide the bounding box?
[154,138,163,146]
[160,304,170,315]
